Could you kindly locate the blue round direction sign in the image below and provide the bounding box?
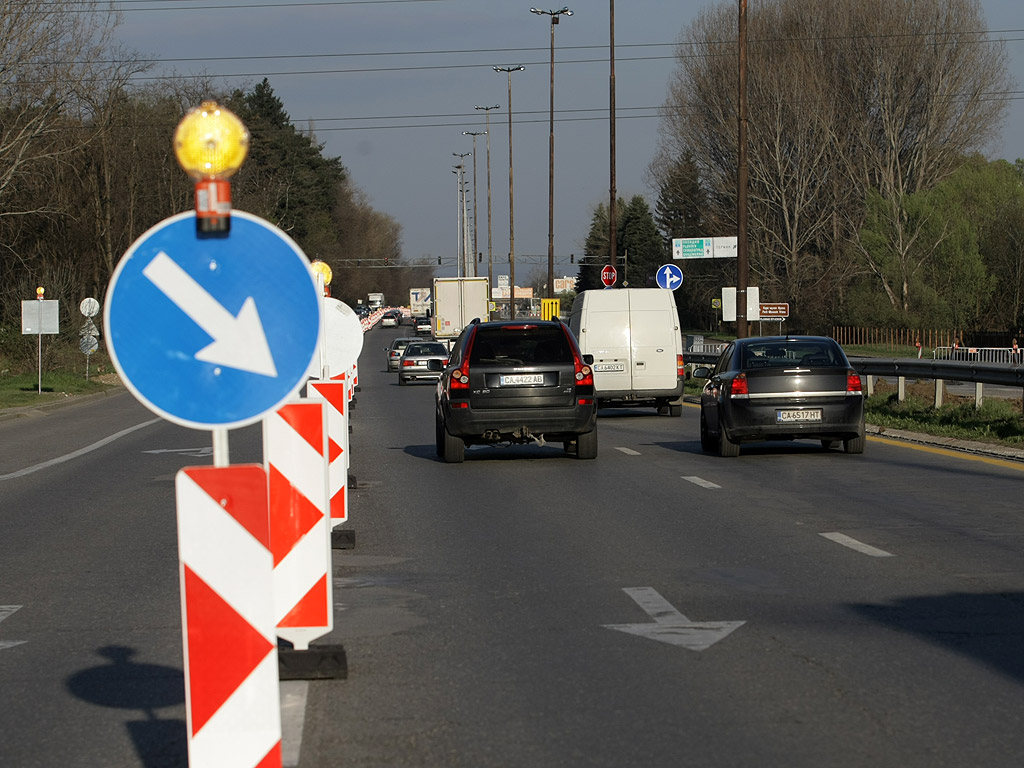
[105,210,321,429]
[656,263,684,291]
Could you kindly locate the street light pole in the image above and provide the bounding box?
[494,65,524,319]
[474,104,500,292]
[453,152,471,277]
[452,164,465,277]
[463,131,486,279]
[531,7,573,300]
[608,0,617,274]
[474,105,500,291]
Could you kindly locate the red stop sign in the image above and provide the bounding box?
[600,264,617,287]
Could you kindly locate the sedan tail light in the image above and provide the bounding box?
[728,373,749,396]
[847,370,863,393]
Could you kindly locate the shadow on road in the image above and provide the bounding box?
[850,592,1024,683]
[66,644,186,768]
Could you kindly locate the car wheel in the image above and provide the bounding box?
[575,425,598,460]
[718,427,740,458]
[843,431,866,455]
[443,424,465,463]
[700,412,715,454]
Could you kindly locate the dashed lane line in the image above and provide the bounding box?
[614,447,641,455]
[682,476,721,489]
[820,532,894,557]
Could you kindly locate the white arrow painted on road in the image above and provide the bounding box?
[142,251,278,377]
[603,587,744,651]
[0,606,26,651]
[142,447,214,457]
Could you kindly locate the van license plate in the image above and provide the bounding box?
[500,374,544,386]
[777,409,822,423]
[594,363,625,372]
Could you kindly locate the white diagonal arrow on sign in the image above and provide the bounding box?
[142,251,278,377]
[0,606,26,651]
[603,587,744,651]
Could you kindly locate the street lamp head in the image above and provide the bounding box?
[530,7,573,17]
[475,104,501,111]
[493,65,525,73]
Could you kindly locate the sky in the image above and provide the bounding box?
[113,0,1024,284]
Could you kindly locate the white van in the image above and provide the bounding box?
[569,288,685,416]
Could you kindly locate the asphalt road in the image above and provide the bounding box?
[2,328,1024,767]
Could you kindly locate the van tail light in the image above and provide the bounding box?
[847,370,863,393]
[728,373,749,396]
[677,353,685,378]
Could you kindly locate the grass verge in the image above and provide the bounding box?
[0,372,117,410]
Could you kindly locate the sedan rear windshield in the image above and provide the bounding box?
[406,343,447,356]
[742,341,842,368]
[470,327,571,365]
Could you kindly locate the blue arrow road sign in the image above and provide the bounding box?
[656,263,684,291]
[105,210,321,429]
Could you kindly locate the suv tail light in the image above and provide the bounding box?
[847,370,863,393]
[728,373,749,396]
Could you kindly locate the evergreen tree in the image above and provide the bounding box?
[654,150,706,245]
[619,195,665,289]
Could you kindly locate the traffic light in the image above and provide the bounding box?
[438,256,442,265]
[384,257,389,266]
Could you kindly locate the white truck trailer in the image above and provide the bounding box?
[432,277,489,340]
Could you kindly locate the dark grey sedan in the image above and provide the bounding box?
[692,336,865,457]
[398,341,449,384]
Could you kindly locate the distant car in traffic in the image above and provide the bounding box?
[430,319,598,462]
[691,335,865,457]
[384,337,419,372]
[414,316,432,335]
[380,310,402,327]
[398,341,449,385]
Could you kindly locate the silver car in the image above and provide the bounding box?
[384,337,419,372]
[398,341,449,384]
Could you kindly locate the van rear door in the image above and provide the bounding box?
[629,295,679,393]
[585,291,632,395]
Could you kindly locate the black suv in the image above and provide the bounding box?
[430,319,598,462]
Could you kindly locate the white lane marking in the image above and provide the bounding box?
[0,606,26,650]
[615,447,641,455]
[280,680,309,767]
[0,418,161,481]
[820,532,894,557]
[683,476,721,489]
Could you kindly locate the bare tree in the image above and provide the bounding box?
[651,0,1011,326]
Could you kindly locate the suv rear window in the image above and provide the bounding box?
[470,326,571,365]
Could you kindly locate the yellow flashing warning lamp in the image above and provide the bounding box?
[173,100,249,236]
[310,260,333,297]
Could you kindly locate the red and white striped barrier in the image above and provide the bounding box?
[176,465,282,768]
[307,379,348,527]
[264,402,332,651]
